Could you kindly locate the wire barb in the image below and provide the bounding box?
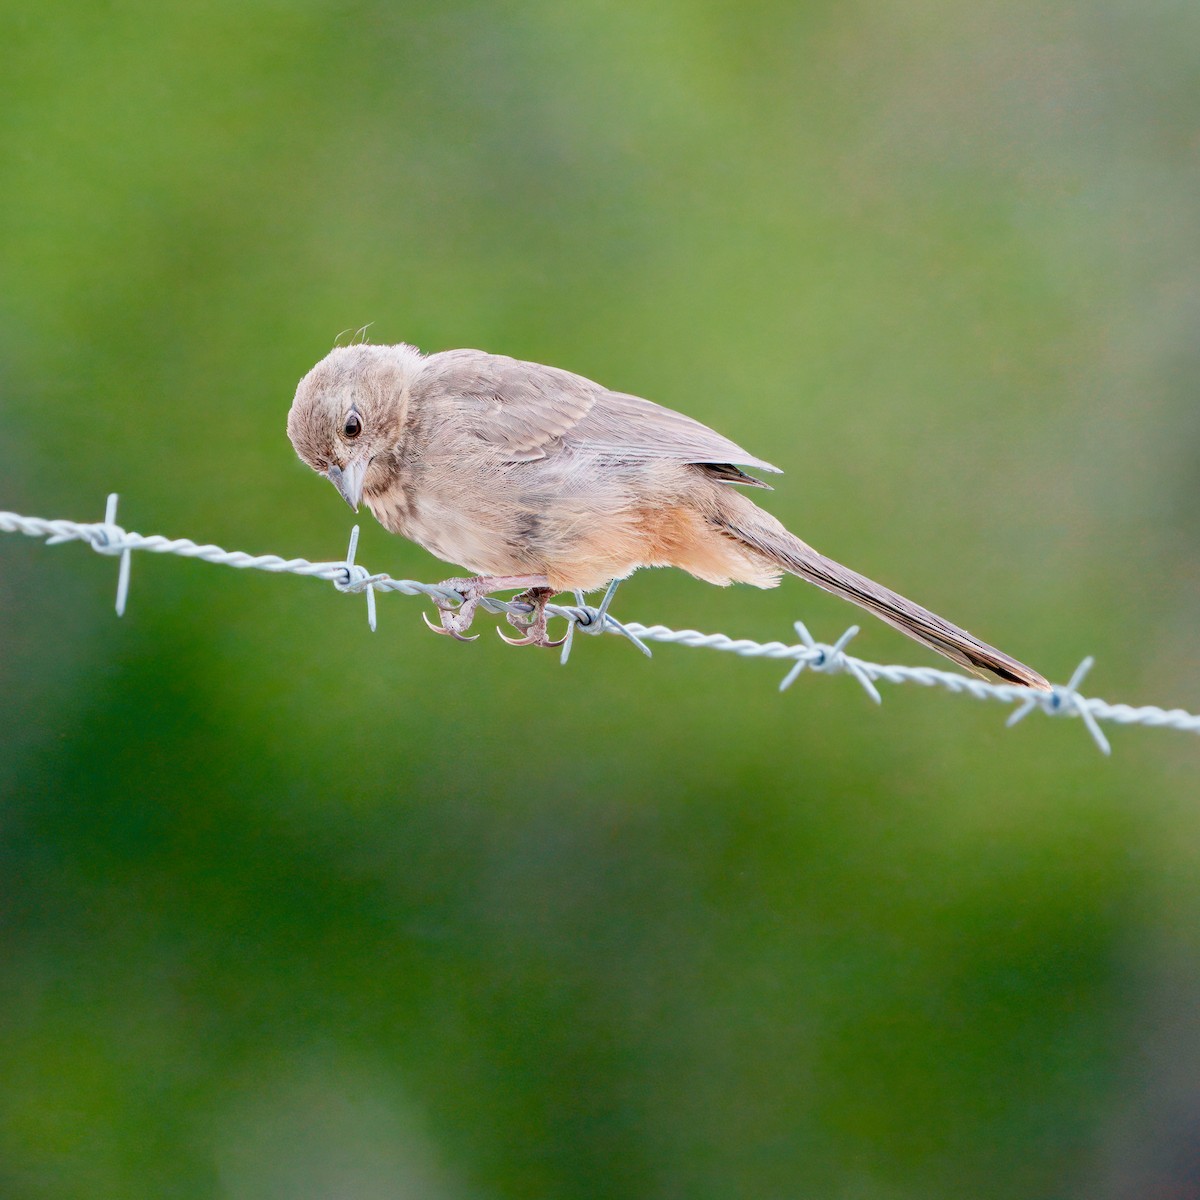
[1,496,1196,756]
[335,524,377,632]
[92,493,134,616]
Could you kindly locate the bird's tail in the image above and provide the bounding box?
[717,501,1050,691]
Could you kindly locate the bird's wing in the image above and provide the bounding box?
[573,388,782,475]
[420,349,782,475]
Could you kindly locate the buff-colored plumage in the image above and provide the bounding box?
[287,342,1049,688]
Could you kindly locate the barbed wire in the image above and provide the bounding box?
[3,494,1197,756]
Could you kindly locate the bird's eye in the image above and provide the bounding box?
[343,413,362,439]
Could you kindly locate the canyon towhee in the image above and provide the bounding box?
[287,343,1048,689]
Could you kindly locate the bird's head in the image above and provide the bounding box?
[287,343,424,511]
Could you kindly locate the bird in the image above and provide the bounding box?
[287,342,1050,689]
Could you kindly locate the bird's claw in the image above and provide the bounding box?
[495,625,568,648]
[421,609,480,642]
[498,587,565,648]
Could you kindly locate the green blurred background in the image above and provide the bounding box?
[1,2,1198,1197]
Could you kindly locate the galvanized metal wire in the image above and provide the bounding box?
[3,494,1197,756]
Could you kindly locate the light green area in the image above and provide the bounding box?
[1,3,1198,1196]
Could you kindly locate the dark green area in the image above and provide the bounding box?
[2,3,1198,1197]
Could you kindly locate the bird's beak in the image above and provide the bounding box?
[326,459,366,512]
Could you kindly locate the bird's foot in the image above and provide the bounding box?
[497,587,567,648]
[421,575,503,642]
[421,575,553,644]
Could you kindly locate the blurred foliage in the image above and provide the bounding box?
[1,2,1198,1197]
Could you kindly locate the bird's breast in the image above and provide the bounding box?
[365,478,542,576]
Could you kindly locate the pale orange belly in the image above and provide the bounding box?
[545,506,781,592]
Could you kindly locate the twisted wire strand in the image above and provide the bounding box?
[3,495,1197,756]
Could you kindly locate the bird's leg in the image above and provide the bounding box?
[421,574,551,643]
[496,586,567,648]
